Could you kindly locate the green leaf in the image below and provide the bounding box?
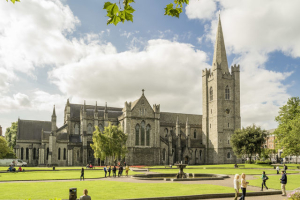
[123,0,135,7]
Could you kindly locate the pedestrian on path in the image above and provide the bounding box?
[261,171,268,191]
[80,168,84,181]
[125,165,129,177]
[276,166,280,174]
[108,166,111,177]
[239,173,249,200]
[283,164,288,173]
[113,165,116,177]
[104,165,107,178]
[280,170,287,196]
[233,174,240,200]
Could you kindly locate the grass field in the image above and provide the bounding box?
[0,170,140,181]
[149,168,299,175]
[248,174,300,191]
[147,164,300,169]
[0,166,98,171]
[0,181,241,199]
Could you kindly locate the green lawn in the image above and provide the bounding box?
[0,166,99,171]
[149,168,299,175]
[0,170,140,181]
[248,174,300,191]
[147,164,299,169]
[0,181,240,200]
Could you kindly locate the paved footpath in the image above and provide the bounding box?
[206,194,288,200]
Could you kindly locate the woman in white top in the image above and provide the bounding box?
[233,174,240,200]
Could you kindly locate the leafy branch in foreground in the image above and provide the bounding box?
[6,0,20,4]
[104,0,189,25]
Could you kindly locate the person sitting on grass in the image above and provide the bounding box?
[18,167,22,172]
[80,189,91,200]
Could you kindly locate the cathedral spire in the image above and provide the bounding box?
[212,14,229,73]
[52,105,56,117]
[94,101,97,112]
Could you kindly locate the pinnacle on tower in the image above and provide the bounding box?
[66,98,70,106]
[52,105,56,117]
[176,116,179,125]
[212,14,229,73]
[83,100,86,111]
[94,101,98,112]
[142,89,145,96]
[186,117,189,126]
[104,102,108,113]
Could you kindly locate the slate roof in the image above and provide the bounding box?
[57,133,68,140]
[160,112,202,125]
[70,104,123,119]
[18,119,52,141]
[69,135,81,143]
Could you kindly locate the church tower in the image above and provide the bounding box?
[202,15,241,164]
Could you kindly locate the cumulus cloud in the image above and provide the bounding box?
[185,0,217,20]
[50,39,210,114]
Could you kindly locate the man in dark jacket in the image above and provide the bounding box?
[280,170,287,196]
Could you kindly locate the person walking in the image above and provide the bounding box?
[233,174,240,200]
[104,165,107,178]
[239,173,249,200]
[276,166,280,174]
[283,164,288,173]
[280,170,287,196]
[261,171,268,191]
[112,165,116,177]
[125,165,129,177]
[80,189,91,200]
[80,168,84,181]
[118,165,121,177]
[108,166,111,177]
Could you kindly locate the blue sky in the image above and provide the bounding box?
[0,0,299,133]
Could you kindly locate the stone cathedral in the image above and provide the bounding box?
[14,16,241,166]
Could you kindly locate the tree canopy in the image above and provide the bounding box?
[5,121,18,149]
[274,97,300,160]
[104,0,189,25]
[231,124,267,163]
[90,123,128,165]
[0,137,15,159]
[6,0,20,4]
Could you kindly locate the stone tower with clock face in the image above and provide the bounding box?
[202,15,241,164]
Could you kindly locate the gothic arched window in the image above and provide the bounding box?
[162,149,166,161]
[33,148,36,159]
[58,148,61,160]
[63,148,66,160]
[21,147,24,160]
[210,87,213,101]
[87,123,93,134]
[146,124,150,146]
[225,85,230,100]
[227,152,231,159]
[141,121,145,146]
[74,124,79,135]
[135,124,140,146]
[47,148,49,160]
[164,128,168,137]
[194,130,196,138]
[26,148,29,160]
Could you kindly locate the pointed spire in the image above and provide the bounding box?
[212,14,229,73]
[104,102,108,113]
[176,116,179,125]
[186,117,189,126]
[83,100,86,111]
[52,105,56,116]
[94,101,98,112]
[142,89,145,96]
[66,98,70,106]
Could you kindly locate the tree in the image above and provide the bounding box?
[274,97,300,163]
[5,121,18,149]
[104,0,189,25]
[0,137,15,159]
[231,124,267,163]
[90,123,128,165]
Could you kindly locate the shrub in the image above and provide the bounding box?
[255,160,272,165]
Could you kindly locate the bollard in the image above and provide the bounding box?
[69,188,77,200]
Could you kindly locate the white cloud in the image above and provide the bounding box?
[49,39,210,114]
[185,0,217,20]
